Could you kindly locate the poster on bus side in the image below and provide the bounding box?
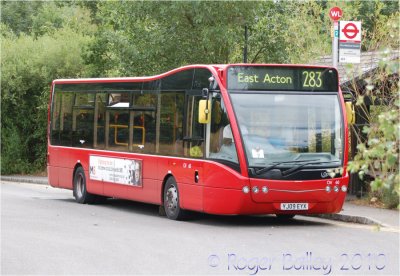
[89,155,142,186]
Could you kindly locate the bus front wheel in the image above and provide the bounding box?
[73,167,96,204]
[163,177,187,220]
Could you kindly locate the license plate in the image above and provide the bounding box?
[280,203,309,210]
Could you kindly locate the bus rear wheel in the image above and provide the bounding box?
[73,167,96,204]
[163,177,187,220]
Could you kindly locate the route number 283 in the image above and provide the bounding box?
[302,71,322,88]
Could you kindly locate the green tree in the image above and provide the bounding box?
[1,3,94,174]
[85,1,265,76]
[1,1,43,35]
[85,1,336,76]
[1,0,398,177]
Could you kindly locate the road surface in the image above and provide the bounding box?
[1,181,399,275]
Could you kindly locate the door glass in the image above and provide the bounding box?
[208,94,238,163]
[183,93,204,158]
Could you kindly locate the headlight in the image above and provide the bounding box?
[341,185,347,192]
[242,186,250,194]
[252,186,259,194]
[326,186,331,193]
[262,186,268,193]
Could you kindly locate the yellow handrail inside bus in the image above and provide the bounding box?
[109,124,146,146]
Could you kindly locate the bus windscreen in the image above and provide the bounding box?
[227,66,339,92]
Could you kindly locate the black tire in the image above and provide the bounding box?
[276,214,296,220]
[73,167,96,204]
[163,177,187,220]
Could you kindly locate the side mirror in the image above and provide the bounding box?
[345,102,355,125]
[198,99,211,124]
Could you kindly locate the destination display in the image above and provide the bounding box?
[227,66,338,92]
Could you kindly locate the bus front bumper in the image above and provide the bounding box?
[202,185,347,216]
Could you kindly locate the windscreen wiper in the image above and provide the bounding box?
[254,159,321,175]
[281,161,340,177]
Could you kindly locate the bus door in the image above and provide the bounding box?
[170,90,205,211]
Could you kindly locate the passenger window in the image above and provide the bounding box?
[59,93,74,146]
[94,93,107,149]
[72,93,95,148]
[51,92,62,145]
[106,92,131,151]
[132,91,157,154]
[75,93,95,107]
[159,92,184,156]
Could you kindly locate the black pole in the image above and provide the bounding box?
[244,25,248,63]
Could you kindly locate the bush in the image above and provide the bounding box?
[1,28,92,174]
[347,55,399,209]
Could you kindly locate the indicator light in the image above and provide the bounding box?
[334,186,339,193]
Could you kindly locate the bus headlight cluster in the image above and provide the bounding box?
[341,185,347,192]
[243,186,269,194]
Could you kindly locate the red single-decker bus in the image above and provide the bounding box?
[48,64,351,220]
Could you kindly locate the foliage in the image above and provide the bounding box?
[0,0,399,181]
[343,0,399,208]
[347,55,399,209]
[85,1,333,77]
[1,1,44,35]
[1,4,94,174]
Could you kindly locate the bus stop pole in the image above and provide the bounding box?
[333,21,339,68]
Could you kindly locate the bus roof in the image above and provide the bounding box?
[52,64,336,84]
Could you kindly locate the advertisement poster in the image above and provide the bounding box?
[89,155,142,186]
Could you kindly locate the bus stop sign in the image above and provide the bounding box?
[340,21,362,42]
[329,7,343,21]
[341,22,360,40]
[339,21,362,63]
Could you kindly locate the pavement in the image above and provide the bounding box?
[1,175,399,229]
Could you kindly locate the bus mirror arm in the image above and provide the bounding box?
[202,88,209,99]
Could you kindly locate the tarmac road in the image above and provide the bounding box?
[1,181,399,275]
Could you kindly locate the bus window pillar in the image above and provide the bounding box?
[105,110,110,148]
[93,95,99,148]
[155,93,161,153]
[72,109,77,132]
[129,111,134,151]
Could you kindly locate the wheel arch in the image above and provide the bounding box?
[161,173,175,204]
[72,162,84,185]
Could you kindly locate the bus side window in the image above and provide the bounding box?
[59,93,74,146]
[159,92,184,156]
[106,92,130,152]
[72,93,95,148]
[94,93,107,149]
[51,92,62,145]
